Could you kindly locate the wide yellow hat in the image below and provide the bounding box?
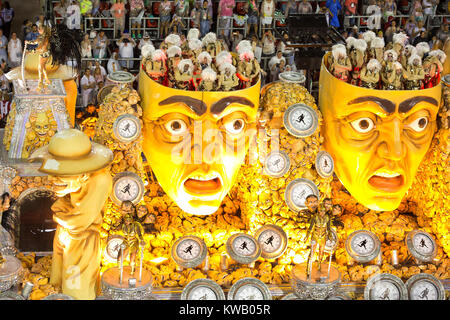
[29,129,113,176]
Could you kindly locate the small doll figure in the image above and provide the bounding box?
[197,51,212,70]
[348,39,368,86]
[392,32,408,58]
[167,45,182,87]
[174,58,195,90]
[424,49,447,87]
[218,62,239,91]
[382,49,398,70]
[236,49,260,88]
[146,49,167,83]
[202,32,221,60]
[188,38,203,61]
[382,61,404,90]
[404,54,424,90]
[198,67,218,91]
[360,58,382,89]
[330,44,352,82]
[370,37,385,63]
[141,43,155,67]
[401,44,417,68]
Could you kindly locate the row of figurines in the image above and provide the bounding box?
[141,31,261,91]
[328,31,446,90]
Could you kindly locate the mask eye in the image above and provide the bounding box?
[224,119,245,135]
[165,119,188,135]
[350,118,375,133]
[407,117,428,132]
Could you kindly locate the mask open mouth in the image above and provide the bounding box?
[183,172,223,195]
[368,171,404,192]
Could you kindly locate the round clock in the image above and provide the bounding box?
[345,230,381,263]
[284,178,320,212]
[279,71,306,84]
[171,235,208,268]
[315,151,334,178]
[228,277,272,300]
[105,235,125,261]
[263,150,291,178]
[110,171,145,206]
[107,71,135,84]
[226,233,261,265]
[406,230,437,263]
[113,114,141,143]
[405,273,445,300]
[181,278,226,300]
[283,103,318,138]
[254,224,288,260]
[364,273,408,300]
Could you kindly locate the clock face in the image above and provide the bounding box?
[235,285,264,300]
[351,234,375,256]
[371,281,401,300]
[283,104,318,137]
[285,178,319,211]
[315,151,334,178]
[114,178,141,202]
[176,239,201,260]
[106,236,124,260]
[188,286,218,300]
[113,114,141,143]
[232,236,257,256]
[409,281,439,300]
[258,229,282,254]
[264,151,290,178]
[412,233,435,256]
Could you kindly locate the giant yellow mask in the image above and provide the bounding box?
[139,71,260,215]
[319,53,441,211]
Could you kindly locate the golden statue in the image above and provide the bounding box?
[29,129,113,300]
[22,112,57,158]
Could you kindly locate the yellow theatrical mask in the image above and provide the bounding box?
[139,71,260,215]
[319,53,441,211]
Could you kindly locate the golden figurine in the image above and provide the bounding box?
[369,37,385,63]
[198,67,218,91]
[360,59,382,89]
[403,54,425,90]
[118,201,145,276]
[218,63,239,91]
[237,49,260,88]
[304,203,332,277]
[330,44,352,82]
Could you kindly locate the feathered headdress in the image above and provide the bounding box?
[219,62,236,75]
[187,28,200,41]
[48,23,83,74]
[216,51,233,65]
[415,42,430,58]
[404,44,417,56]
[408,54,422,66]
[428,49,447,64]
[239,49,254,61]
[236,40,252,54]
[178,59,194,73]
[201,67,217,82]
[383,49,398,61]
[197,51,212,65]
[167,45,182,58]
[353,39,368,52]
[152,49,167,61]
[165,34,181,47]
[367,59,382,72]
[188,39,203,51]
[202,32,217,46]
[371,37,385,49]
[141,44,155,59]
[332,44,347,60]
[362,31,376,44]
[393,32,408,46]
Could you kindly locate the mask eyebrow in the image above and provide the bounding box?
[158,96,207,116]
[398,96,438,113]
[348,96,396,114]
[210,96,255,115]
